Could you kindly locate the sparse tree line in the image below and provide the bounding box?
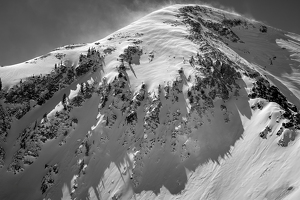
[7,78,99,175]
[0,48,103,142]
[178,6,246,44]
[6,50,102,174]
[249,76,300,131]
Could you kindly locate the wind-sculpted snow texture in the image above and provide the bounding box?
[1,4,300,200]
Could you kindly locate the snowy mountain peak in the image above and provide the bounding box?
[1,4,300,200]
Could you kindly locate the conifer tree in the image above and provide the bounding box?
[62,93,67,105]
[43,112,47,119]
[80,83,85,94]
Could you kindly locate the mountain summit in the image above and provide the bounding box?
[1,4,300,200]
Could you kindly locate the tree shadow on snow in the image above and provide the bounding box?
[51,78,253,199]
[132,79,252,195]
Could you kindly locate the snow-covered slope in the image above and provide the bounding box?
[1,4,300,200]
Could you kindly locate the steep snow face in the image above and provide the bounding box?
[223,14,300,104]
[1,4,300,200]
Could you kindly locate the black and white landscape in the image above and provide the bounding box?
[1,4,300,200]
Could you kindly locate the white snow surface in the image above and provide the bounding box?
[0,4,300,200]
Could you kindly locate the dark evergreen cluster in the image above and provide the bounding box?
[1,49,103,175]
[177,6,242,43]
[126,111,137,124]
[2,64,69,111]
[0,104,11,141]
[259,126,272,139]
[249,77,300,130]
[182,51,241,118]
[222,18,245,27]
[76,48,102,76]
[204,21,241,43]
[7,79,100,174]
[144,99,162,130]
[188,61,240,116]
[259,25,268,33]
[90,55,243,187]
[0,49,103,142]
[178,6,298,147]
[119,46,143,64]
[174,5,243,120]
[0,146,4,168]
[41,164,59,194]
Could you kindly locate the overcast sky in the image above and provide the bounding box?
[1,0,300,66]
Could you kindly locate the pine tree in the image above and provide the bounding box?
[43,113,47,119]
[62,93,67,104]
[43,112,48,122]
[34,120,38,130]
[80,83,85,94]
